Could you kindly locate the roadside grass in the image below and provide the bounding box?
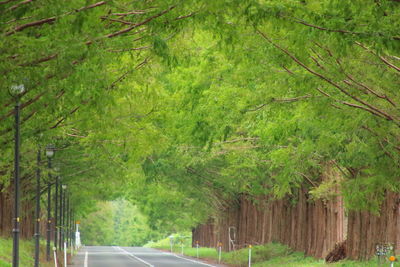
[145,236,396,267]
[0,237,56,267]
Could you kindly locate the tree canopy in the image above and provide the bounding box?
[1,0,399,236]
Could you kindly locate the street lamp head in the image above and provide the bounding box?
[62,185,67,190]
[9,84,25,97]
[45,144,55,158]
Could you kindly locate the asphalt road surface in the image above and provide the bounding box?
[70,246,224,267]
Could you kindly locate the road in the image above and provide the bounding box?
[70,246,223,267]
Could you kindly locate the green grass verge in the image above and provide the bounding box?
[146,235,397,267]
[0,237,57,267]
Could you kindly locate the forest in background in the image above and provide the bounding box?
[0,0,399,260]
[79,199,161,246]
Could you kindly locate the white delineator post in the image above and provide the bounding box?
[169,235,174,253]
[64,242,67,267]
[248,245,252,267]
[181,241,184,255]
[53,247,58,267]
[389,256,396,267]
[196,241,199,258]
[218,242,222,264]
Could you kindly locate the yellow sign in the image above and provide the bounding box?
[389,256,396,262]
[76,220,80,224]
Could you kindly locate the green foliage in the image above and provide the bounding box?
[80,199,159,246]
[0,0,399,244]
[144,232,192,250]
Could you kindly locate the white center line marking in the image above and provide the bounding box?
[115,246,154,267]
[162,251,217,267]
[84,251,88,267]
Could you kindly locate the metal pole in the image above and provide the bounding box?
[53,247,58,267]
[218,243,222,264]
[64,241,67,267]
[46,157,52,261]
[54,176,59,250]
[70,209,73,254]
[12,102,20,267]
[69,203,72,251]
[62,187,66,250]
[34,149,41,267]
[66,193,69,249]
[59,183,63,250]
[248,245,252,267]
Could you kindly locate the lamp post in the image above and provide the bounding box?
[10,83,25,267]
[59,184,63,249]
[54,172,59,250]
[34,149,41,267]
[65,193,69,250]
[45,145,55,261]
[66,192,70,250]
[61,185,67,250]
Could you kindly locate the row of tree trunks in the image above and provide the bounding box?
[193,188,346,258]
[0,187,50,239]
[347,191,400,259]
[193,187,346,258]
[193,191,400,259]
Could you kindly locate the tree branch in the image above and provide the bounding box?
[73,1,106,13]
[246,95,315,112]
[174,12,196,21]
[288,16,400,41]
[110,10,151,16]
[8,0,32,11]
[19,53,58,66]
[0,91,46,121]
[107,57,149,90]
[355,41,400,73]
[100,16,135,25]
[5,1,106,36]
[87,5,176,43]
[257,29,400,125]
[0,0,17,4]
[107,45,150,53]
[6,17,56,36]
[316,87,389,120]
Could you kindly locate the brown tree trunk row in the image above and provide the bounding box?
[193,190,400,260]
[0,187,51,239]
[347,191,400,259]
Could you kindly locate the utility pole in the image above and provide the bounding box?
[34,150,41,267]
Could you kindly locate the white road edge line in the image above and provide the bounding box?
[115,246,154,267]
[84,251,88,267]
[162,251,217,267]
